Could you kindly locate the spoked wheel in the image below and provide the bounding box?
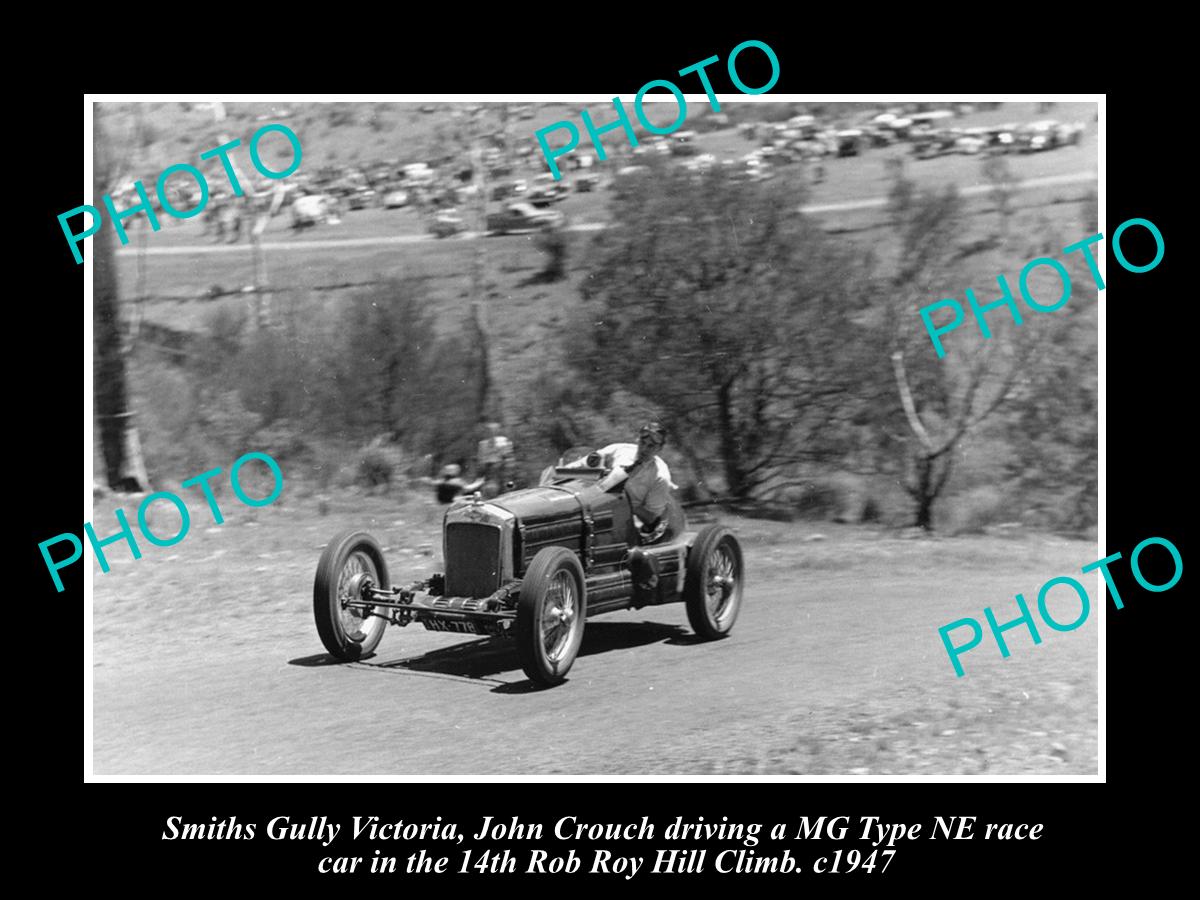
[313,530,391,660]
[515,547,587,687]
[684,525,744,639]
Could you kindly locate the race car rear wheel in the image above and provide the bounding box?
[516,547,587,687]
[314,530,390,661]
[684,525,744,639]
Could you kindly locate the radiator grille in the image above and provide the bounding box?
[444,523,502,598]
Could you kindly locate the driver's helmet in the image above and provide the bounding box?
[637,421,667,450]
[439,463,462,479]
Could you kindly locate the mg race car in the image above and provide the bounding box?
[313,447,745,687]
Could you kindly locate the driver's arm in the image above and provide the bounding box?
[638,475,672,530]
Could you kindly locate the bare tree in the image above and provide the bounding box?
[94,109,149,492]
[870,161,1028,529]
[890,345,1022,530]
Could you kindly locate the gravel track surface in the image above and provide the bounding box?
[90,491,1098,776]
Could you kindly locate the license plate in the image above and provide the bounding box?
[422,617,481,635]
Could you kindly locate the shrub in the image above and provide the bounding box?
[232,328,309,427]
[252,420,308,464]
[198,389,261,456]
[308,441,349,490]
[129,356,206,477]
[943,485,1008,536]
[533,228,568,282]
[785,480,847,521]
[356,447,393,489]
[205,304,246,360]
[354,440,405,491]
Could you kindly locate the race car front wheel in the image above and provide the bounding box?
[516,547,587,687]
[684,525,744,639]
[314,529,390,661]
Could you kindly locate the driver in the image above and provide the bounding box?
[595,422,681,545]
[626,422,679,543]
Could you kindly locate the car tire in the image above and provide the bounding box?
[684,525,744,640]
[313,529,390,661]
[515,547,587,687]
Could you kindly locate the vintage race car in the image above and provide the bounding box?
[313,447,745,687]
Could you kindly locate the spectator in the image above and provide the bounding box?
[477,422,514,486]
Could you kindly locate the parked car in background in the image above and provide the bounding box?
[955,131,988,154]
[291,194,340,228]
[428,209,466,238]
[613,165,650,182]
[912,129,958,159]
[486,202,564,234]
[382,189,409,209]
[670,130,698,156]
[491,179,527,202]
[401,163,436,188]
[1056,121,1085,146]
[979,124,1018,153]
[1016,120,1067,153]
[528,174,569,206]
[347,187,377,209]
[835,129,866,157]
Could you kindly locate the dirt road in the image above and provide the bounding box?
[89,491,1098,776]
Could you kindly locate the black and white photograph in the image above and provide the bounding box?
[82,94,1103,777]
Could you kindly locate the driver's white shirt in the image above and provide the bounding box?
[594,443,677,524]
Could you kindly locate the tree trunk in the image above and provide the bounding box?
[121,419,150,492]
[94,180,149,492]
[252,233,270,328]
[469,143,494,423]
[382,354,398,437]
[470,299,492,421]
[94,116,149,493]
[716,382,748,498]
[913,455,935,531]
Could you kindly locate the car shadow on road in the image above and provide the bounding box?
[334,621,690,688]
[662,633,709,646]
[579,620,690,653]
[288,652,352,667]
[370,637,515,681]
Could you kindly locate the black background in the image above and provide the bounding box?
[23,27,1182,891]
